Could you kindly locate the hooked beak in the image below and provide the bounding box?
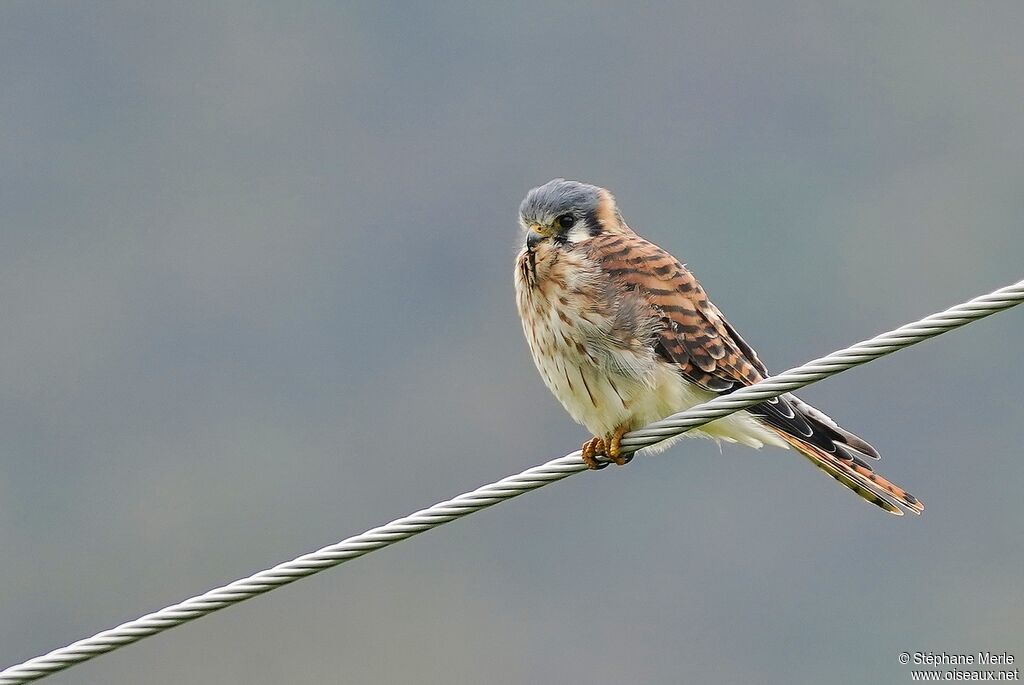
[526,226,545,249]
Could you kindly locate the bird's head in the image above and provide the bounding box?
[518,178,626,250]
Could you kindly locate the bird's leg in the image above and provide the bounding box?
[581,423,633,469]
[580,436,608,470]
[606,423,632,466]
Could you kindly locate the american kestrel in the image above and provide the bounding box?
[514,179,923,515]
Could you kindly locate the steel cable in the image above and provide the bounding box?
[2,277,1021,684]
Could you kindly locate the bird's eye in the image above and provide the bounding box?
[556,214,576,229]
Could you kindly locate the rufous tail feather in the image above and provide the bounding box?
[770,429,924,516]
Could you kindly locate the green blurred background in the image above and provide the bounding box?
[2,3,1022,683]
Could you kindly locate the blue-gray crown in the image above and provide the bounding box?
[519,178,601,226]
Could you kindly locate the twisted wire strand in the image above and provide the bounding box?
[2,277,1022,684]
[620,278,1024,450]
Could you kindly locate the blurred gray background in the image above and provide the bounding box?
[2,3,1022,684]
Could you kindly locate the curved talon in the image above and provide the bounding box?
[581,436,609,470]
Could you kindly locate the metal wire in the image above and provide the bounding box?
[2,277,1022,684]
[620,277,1024,450]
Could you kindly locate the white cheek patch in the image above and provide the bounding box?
[565,221,592,244]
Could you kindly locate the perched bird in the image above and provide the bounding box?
[514,178,923,515]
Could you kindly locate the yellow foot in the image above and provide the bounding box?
[581,436,607,470]
[581,425,634,469]
[607,424,631,466]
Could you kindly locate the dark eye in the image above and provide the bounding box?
[556,214,576,229]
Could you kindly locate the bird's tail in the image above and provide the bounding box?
[769,428,924,516]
